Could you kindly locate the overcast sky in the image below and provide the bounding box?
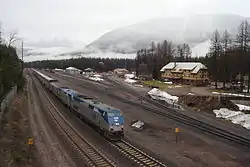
[1,0,250,45]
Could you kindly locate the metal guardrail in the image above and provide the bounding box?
[0,86,17,130]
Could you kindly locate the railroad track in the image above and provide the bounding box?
[76,75,250,148]
[44,72,250,148]
[39,72,170,166]
[110,140,167,167]
[31,74,116,167]
[107,77,250,148]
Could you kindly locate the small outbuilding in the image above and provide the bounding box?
[65,67,82,74]
[114,68,129,77]
[84,68,94,72]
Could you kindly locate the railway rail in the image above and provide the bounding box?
[31,74,116,167]
[106,77,250,148]
[57,73,250,148]
[110,140,167,167]
[41,72,170,167]
[109,77,250,148]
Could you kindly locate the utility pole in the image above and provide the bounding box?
[124,58,127,69]
[21,41,24,73]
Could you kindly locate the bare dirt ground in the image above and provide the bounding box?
[112,76,250,138]
[31,72,134,167]
[49,72,250,167]
[26,73,77,167]
[0,86,41,167]
[190,87,214,96]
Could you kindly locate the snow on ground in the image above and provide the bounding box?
[243,89,250,93]
[213,108,250,129]
[89,77,104,81]
[148,88,178,105]
[124,74,135,79]
[134,84,143,88]
[168,85,182,88]
[212,92,250,97]
[191,40,210,57]
[187,93,195,95]
[131,120,145,129]
[92,74,102,78]
[164,81,173,84]
[124,78,137,84]
[236,104,250,111]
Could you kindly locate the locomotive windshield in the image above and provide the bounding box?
[107,112,121,117]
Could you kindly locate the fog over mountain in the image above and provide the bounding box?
[89,14,250,57]
[21,14,250,61]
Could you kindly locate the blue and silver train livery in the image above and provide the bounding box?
[33,69,124,140]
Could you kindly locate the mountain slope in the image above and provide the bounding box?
[89,14,250,56]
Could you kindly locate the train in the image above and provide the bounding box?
[33,69,124,140]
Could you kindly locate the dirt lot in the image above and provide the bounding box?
[0,89,41,167]
[179,95,239,112]
[49,72,250,167]
[0,73,80,167]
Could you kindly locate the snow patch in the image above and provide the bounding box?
[187,93,195,95]
[148,88,178,105]
[124,74,135,79]
[243,89,249,93]
[134,84,143,88]
[213,108,250,129]
[92,74,102,78]
[124,78,137,84]
[89,77,104,81]
[164,81,173,84]
[168,85,182,88]
[236,104,250,111]
[131,120,145,129]
[212,92,250,97]
[191,40,210,57]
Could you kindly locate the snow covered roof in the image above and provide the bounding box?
[85,68,94,71]
[160,62,207,74]
[34,70,57,82]
[66,67,81,71]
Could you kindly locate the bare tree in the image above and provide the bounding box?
[235,20,250,92]
[7,31,18,47]
[177,44,184,61]
[209,30,222,89]
[0,22,2,44]
[221,30,232,88]
[222,30,231,52]
[236,21,244,51]
[183,43,192,61]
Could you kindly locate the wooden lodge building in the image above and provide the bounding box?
[160,62,209,86]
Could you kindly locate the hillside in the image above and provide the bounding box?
[89,14,250,56]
